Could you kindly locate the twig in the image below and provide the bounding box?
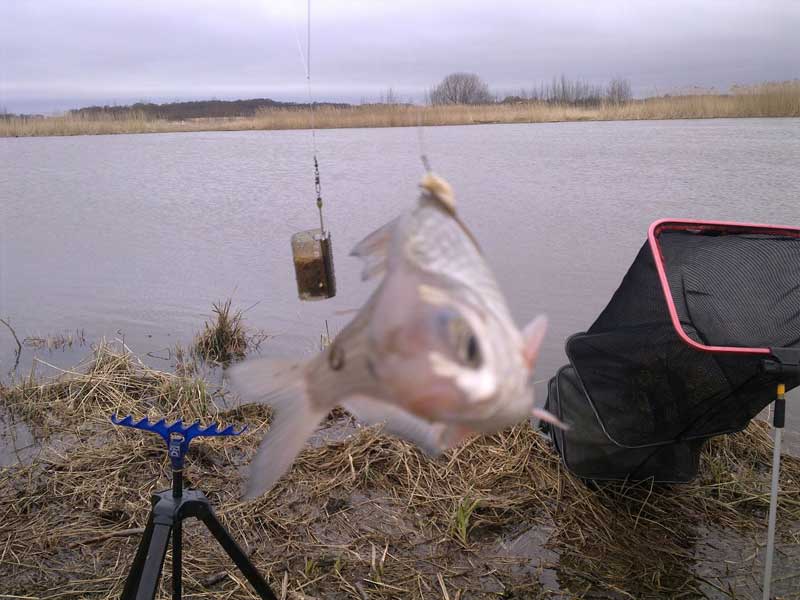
[354,581,369,600]
[67,527,145,549]
[202,545,258,587]
[1,317,22,371]
[437,573,451,600]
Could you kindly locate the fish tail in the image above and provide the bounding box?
[227,358,328,499]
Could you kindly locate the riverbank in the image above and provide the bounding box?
[4,83,800,137]
[1,337,799,598]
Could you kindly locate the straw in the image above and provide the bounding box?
[1,341,798,598]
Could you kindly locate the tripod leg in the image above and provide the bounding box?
[121,512,155,600]
[134,522,172,600]
[173,519,182,600]
[198,508,277,600]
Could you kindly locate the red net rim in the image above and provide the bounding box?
[648,219,800,356]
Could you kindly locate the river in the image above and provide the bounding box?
[1,117,799,463]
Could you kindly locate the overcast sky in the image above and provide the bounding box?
[2,0,798,113]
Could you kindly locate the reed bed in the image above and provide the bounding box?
[4,82,799,138]
[1,342,799,598]
[23,329,87,351]
[192,299,268,365]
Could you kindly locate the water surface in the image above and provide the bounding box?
[2,118,799,462]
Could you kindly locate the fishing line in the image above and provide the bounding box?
[290,0,323,231]
[290,12,308,79]
[417,106,432,174]
[288,0,337,301]
[305,0,323,232]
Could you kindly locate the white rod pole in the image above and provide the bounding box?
[762,425,782,600]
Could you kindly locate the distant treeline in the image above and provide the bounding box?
[68,98,349,121]
[500,76,633,106]
[4,79,798,133]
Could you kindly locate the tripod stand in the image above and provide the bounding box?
[111,415,277,600]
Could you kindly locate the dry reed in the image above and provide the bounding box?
[3,82,799,138]
[1,341,799,598]
[192,299,268,365]
[23,329,87,351]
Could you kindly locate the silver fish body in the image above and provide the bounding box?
[230,174,559,498]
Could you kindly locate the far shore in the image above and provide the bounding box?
[3,85,800,138]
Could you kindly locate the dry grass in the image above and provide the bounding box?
[4,81,799,138]
[1,342,799,599]
[192,299,268,365]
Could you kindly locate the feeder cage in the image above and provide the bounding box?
[291,228,336,301]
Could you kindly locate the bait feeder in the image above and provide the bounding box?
[291,227,336,301]
[545,219,800,598]
[290,149,336,301]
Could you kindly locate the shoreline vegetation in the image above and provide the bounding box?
[1,303,799,597]
[3,80,799,138]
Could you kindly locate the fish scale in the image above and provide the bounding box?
[407,203,511,321]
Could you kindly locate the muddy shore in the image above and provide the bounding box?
[1,341,799,599]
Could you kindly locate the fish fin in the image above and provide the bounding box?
[226,359,304,406]
[522,315,548,370]
[419,173,456,214]
[245,389,326,498]
[438,424,479,448]
[343,395,448,456]
[227,358,327,498]
[532,407,569,431]
[521,317,564,429]
[349,217,400,281]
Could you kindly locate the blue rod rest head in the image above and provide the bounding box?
[111,414,246,469]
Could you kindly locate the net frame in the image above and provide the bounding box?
[558,218,800,449]
[648,218,800,357]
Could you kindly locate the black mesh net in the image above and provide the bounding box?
[548,365,706,482]
[546,225,800,482]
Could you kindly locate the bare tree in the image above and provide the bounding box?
[540,75,605,106]
[376,87,399,105]
[429,73,493,105]
[606,78,633,105]
[514,75,636,107]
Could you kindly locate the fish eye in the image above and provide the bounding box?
[438,309,483,369]
[464,334,482,368]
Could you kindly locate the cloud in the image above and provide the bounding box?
[1,0,798,112]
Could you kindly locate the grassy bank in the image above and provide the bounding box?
[4,82,800,138]
[1,339,799,598]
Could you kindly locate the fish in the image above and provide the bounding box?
[229,173,564,499]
